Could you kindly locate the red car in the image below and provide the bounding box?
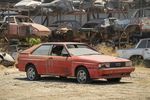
[16,42,135,84]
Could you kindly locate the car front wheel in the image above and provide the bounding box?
[76,67,90,84]
[26,65,40,81]
[107,78,121,83]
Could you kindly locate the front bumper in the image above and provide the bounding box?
[89,67,135,79]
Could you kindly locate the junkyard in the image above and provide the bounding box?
[0,0,150,100]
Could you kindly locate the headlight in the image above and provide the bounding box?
[98,63,110,69]
[98,64,101,68]
[125,61,132,67]
[31,27,38,34]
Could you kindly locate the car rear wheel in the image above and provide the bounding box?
[107,78,121,83]
[26,65,40,81]
[76,67,90,84]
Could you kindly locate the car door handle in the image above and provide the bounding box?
[49,57,53,59]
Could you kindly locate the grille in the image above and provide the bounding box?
[110,62,126,68]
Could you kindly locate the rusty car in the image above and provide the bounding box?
[0,15,51,40]
[16,42,135,84]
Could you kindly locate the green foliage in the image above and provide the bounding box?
[26,37,41,46]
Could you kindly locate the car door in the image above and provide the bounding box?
[136,39,147,55]
[50,44,72,76]
[6,17,18,37]
[144,40,150,60]
[31,44,53,74]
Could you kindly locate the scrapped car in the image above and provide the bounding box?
[117,38,150,64]
[16,42,135,84]
[49,20,81,33]
[49,20,81,41]
[79,17,117,43]
[0,15,51,39]
[0,52,15,67]
[114,7,150,43]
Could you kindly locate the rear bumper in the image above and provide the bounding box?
[89,67,135,79]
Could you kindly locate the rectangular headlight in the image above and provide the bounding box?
[125,61,132,67]
[98,63,110,69]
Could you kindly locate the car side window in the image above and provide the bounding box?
[32,45,52,55]
[6,17,15,23]
[147,40,150,48]
[51,45,69,56]
[137,40,147,48]
[61,47,69,56]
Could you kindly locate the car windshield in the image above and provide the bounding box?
[82,23,99,28]
[16,17,33,23]
[68,48,100,56]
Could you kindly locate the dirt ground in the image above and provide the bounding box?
[0,66,150,100]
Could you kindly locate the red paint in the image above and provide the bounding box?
[16,42,135,80]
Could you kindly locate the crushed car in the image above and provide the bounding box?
[16,42,134,84]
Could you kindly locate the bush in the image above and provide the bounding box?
[26,37,41,46]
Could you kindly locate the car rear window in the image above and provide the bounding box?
[66,44,89,48]
[32,45,52,55]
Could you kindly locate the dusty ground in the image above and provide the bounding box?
[0,66,150,100]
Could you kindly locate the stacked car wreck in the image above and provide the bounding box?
[114,7,150,43]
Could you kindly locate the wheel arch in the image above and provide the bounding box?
[74,65,89,77]
[25,63,35,72]
[129,55,144,60]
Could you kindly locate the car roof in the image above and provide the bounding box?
[21,42,87,54]
[42,42,85,45]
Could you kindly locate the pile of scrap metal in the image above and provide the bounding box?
[114,7,150,44]
[13,0,150,47]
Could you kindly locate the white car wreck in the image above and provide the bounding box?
[117,38,150,64]
[0,52,15,67]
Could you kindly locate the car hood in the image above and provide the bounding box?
[22,23,50,32]
[78,55,129,63]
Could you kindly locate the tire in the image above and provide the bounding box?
[26,65,40,81]
[130,56,143,66]
[107,78,121,83]
[76,67,90,84]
